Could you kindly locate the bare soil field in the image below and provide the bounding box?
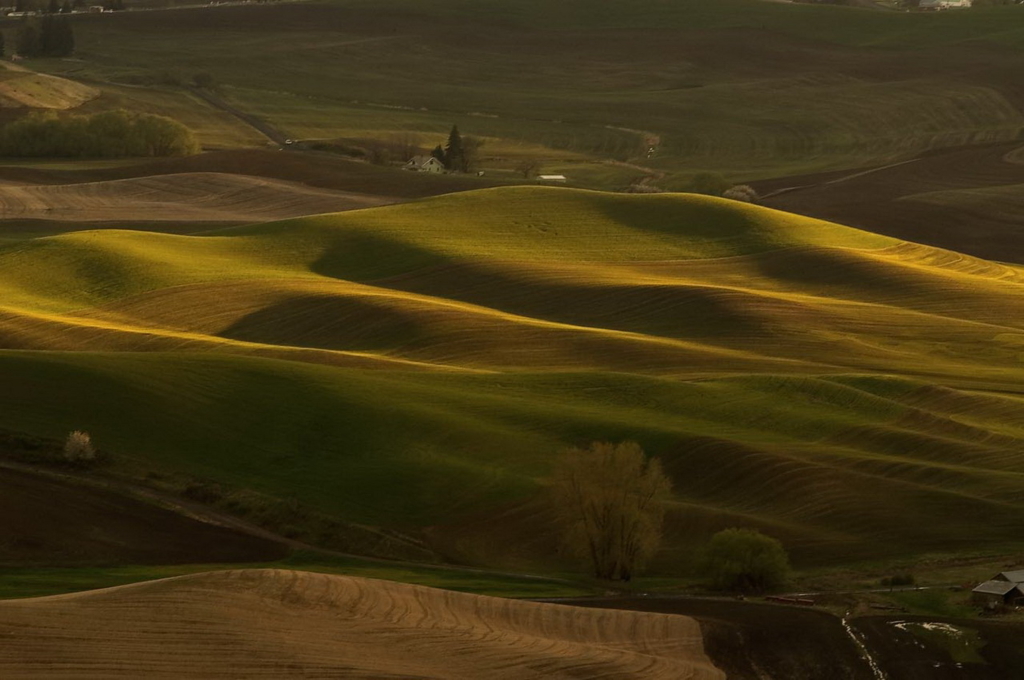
[851,615,1024,680]
[564,597,1024,680]
[0,172,395,225]
[561,596,875,680]
[753,141,1024,263]
[0,569,723,679]
[0,465,286,566]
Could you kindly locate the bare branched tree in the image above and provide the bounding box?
[390,131,423,162]
[550,441,672,581]
[515,158,542,179]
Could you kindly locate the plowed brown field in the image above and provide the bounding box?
[754,141,1024,264]
[0,172,396,224]
[0,569,723,679]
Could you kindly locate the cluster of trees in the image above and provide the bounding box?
[15,15,74,57]
[429,125,484,173]
[550,441,789,592]
[0,110,200,158]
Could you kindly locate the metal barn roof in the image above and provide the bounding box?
[973,580,1020,596]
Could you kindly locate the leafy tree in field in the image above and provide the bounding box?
[700,528,790,594]
[0,31,6,59]
[550,441,672,581]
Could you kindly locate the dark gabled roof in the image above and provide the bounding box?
[998,570,1024,584]
[973,580,1020,596]
[406,155,442,168]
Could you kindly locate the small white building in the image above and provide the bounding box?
[537,174,567,183]
[404,156,445,173]
[918,0,972,9]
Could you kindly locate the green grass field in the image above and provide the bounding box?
[0,551,590,600]
[16,0,1023,184]
[2,188,1024,575]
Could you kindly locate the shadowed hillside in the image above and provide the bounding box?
[0,465,286,566]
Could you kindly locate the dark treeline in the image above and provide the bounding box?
[16,15,74,57]
[0,110,200,158]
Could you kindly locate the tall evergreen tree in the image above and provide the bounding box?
[18,15,74,57]
[443,124,464,172]
[16,18,41,58]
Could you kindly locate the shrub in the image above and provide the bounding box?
[62,430,96,465]
[700,528,790,594]
[722,184,761,204]
[881,573,915,587]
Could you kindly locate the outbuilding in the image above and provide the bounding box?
[971,570,1024,608]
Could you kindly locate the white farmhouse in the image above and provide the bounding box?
[404,156,445,173]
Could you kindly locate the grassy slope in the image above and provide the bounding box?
[2,188,1024,571]
[23,0,1024,182]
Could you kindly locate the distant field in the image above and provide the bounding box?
[17,0,1024,182]
[0,172,397,224]
[2,189,1024,572]
[754,141,1024,263]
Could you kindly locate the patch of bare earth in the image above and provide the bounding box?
[0,569,724,679]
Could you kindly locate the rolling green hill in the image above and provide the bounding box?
[3,187,1024,571]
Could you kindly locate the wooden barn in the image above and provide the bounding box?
[971,570,1024,608]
